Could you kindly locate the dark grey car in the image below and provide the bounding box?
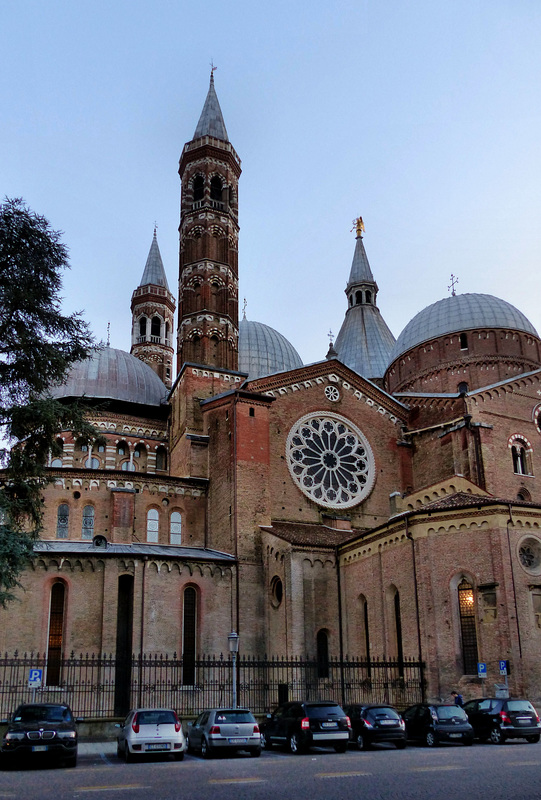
[261,701,351,754]
[1,703,79,767]
[463,698,541,744]
[187,708,261,757]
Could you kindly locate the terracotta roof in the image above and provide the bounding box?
[416,491,538,512]
[260,521,357,547]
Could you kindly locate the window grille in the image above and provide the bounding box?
[458,579,478,674]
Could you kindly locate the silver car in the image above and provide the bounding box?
[187,708,261,757]
[116,708,186,761]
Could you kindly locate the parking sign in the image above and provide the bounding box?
[499,660,508,676]
[28,668,42,688]
[477,662,487,678]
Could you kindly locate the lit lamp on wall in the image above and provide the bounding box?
[228,631,240,709]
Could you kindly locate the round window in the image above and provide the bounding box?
[518,536,541,574]
[270,576,283,608]
[286,412,375,510]
[324,385,340,402]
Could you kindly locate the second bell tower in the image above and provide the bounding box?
[177,72,241,372]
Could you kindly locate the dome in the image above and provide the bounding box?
[389,293,539,363]
[239,318,303,379]
[49,347,168,407]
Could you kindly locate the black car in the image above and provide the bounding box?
[261,701,351,754]
[463,697,541,744]
[344,704,407,750]
[403,703,474,747]
[1,703,79,767]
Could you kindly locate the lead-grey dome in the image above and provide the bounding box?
[239,318,303,379]
[50,347,168,407]
[389,293,539,363]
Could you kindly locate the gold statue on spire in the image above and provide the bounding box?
[351,216,365,237]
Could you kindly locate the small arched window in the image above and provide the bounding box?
[170,511,182,545]
[459,332,468,350]
[365,290,372,304]
[183,586,197,684]
[121,461,136,471]
[156,446,167,471]
[355,291,362,305]
[134,444,146,459]
[85,457,100,469]
[82,505,95,539]
[146,508,159,543]
[512,439,532,475]
[47,582,66,686]
[193,175,204,202]
[139,317,147,337]
[210,176,223,201]
[117,441,127,457]
[50,458,63,468]
[151,316,161,338]
[56,504,69,538]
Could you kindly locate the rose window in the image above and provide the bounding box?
[286,412,375,509]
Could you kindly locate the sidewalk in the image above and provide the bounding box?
[79,741,117,757]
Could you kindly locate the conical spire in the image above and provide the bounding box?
[347,233,375,287]
[193,70,229,141]
[139,228,169,290]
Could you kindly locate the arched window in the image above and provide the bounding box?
[394,590,404,675]
[82,506,95,539]
[365,290,372,304]
[458,578,478,674]
[316,629,330,678]
[121,461,136,472]
[210,176,222,201]
[151,316,161,338]
[95,439,106,453]
[56,504,69,539]
[355,290,362,305]
[117,441,128,457]
[459,332,468,350]
[156,446,167,471]
[85,456,100,469]
[146,508,159,543]
[193,175,204,202]
[170,511,182,545]
[139,317,147,338]
[183,587,197,684]
[512,442,531,475]
[134,444,147,469]
[51,438,64,467]
[47,582,65,686]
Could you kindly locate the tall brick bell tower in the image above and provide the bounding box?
[177,71,241,372]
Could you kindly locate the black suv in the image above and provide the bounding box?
[1,703,79,767]
[344,704,407,750]
[463,697,541,744]
[403,703,474,746]
[261,701,351,754]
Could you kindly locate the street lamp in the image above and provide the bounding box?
[228,631,240,709]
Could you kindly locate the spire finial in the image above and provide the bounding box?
[242,297,247,320]
[153,221,158,237]
[210,60,217,83]
[351,216,365,238]
[448,274,459,297]
[106,321,110,347]
[328,328,334,347]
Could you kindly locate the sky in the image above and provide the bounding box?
[2,0,541,369]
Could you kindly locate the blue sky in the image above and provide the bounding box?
[2,0,541,366]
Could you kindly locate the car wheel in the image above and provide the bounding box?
[334,742,348,753]
[125,744,135,763]
[425,730,437,747]
[201,737,212,759]
[526,735,540,744]
[65,754,77,768]
[117,740,123,759]
[250,747,262,757]
[463,738,473,746]
[489,727,505,745]
[187,739,194,755]
[355,733,369,751]
[288,733,302,754]
[395,740,407,750]
[175,751,185,761]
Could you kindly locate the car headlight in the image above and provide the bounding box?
[4,732,25,741]
[57,731,77,739]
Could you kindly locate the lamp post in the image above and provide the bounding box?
[228,631,240,709]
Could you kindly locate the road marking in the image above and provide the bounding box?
[508,761,539,766]
[209,778,266,785]
[75,786,150,793]
[317,772,372,778]
[410,766,465,772]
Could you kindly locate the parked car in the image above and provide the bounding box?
[403,703,474,746]
[344,703,407,750]
[1,702,80,767]
[261,701,351,754]
[116,708,186,761]
[463,697,541,744]
[187,708,261,757]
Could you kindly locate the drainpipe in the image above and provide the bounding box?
[506,504,523,661]
[138,556,148,708]
[405,516,425,700]
[335,546,345,707]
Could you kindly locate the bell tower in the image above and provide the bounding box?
[177,72,241,372]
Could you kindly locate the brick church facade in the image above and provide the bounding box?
[3,74,541,706]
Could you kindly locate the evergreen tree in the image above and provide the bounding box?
[0,198,95,606]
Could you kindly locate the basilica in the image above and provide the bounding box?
[3,74,541,707]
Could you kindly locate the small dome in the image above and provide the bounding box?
[239,318,303,379]
[50,347,168,407]
[389,293,539,363]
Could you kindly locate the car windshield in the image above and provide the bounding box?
[137,710,177,725]
[436,706,467,720]
[507,701,535,713]
[214,710,254,723]
[306,705,343,718]
[13,705,71,723]
[366,707,400,721]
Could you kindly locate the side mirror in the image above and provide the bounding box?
[266,713,272,719]
[76,717,84,723]
[187,721,193,728]
[114,723,122,729]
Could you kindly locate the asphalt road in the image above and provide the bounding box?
[1,740,540,800]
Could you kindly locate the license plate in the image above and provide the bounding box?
[228,737,247,744]
[147,742,170,750]
[32,745,48,752]
[449,733,462,738]
[379,720,397,726]
[517,718,531,724]
[321,722,337,728]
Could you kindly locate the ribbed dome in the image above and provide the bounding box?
[389,293,539,363]
[49,347,168,407]
[239,318,303,379]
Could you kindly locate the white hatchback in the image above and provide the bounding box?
[116,708,186,762]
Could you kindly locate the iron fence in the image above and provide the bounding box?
[0,652,425,719]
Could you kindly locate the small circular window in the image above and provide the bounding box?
[518,537,541,573]
[270,576,283,608]
[324,385,340,402]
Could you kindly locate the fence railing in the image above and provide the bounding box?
[0,652,425,719]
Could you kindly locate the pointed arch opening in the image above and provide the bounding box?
[458,578,479,674]
[47,581,66,686]
[316,629,330,678]
[183,586,197,685]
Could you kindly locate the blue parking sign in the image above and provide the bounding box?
[28,668,42,688]
[499,660,508,676]
[477,662,487,678]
